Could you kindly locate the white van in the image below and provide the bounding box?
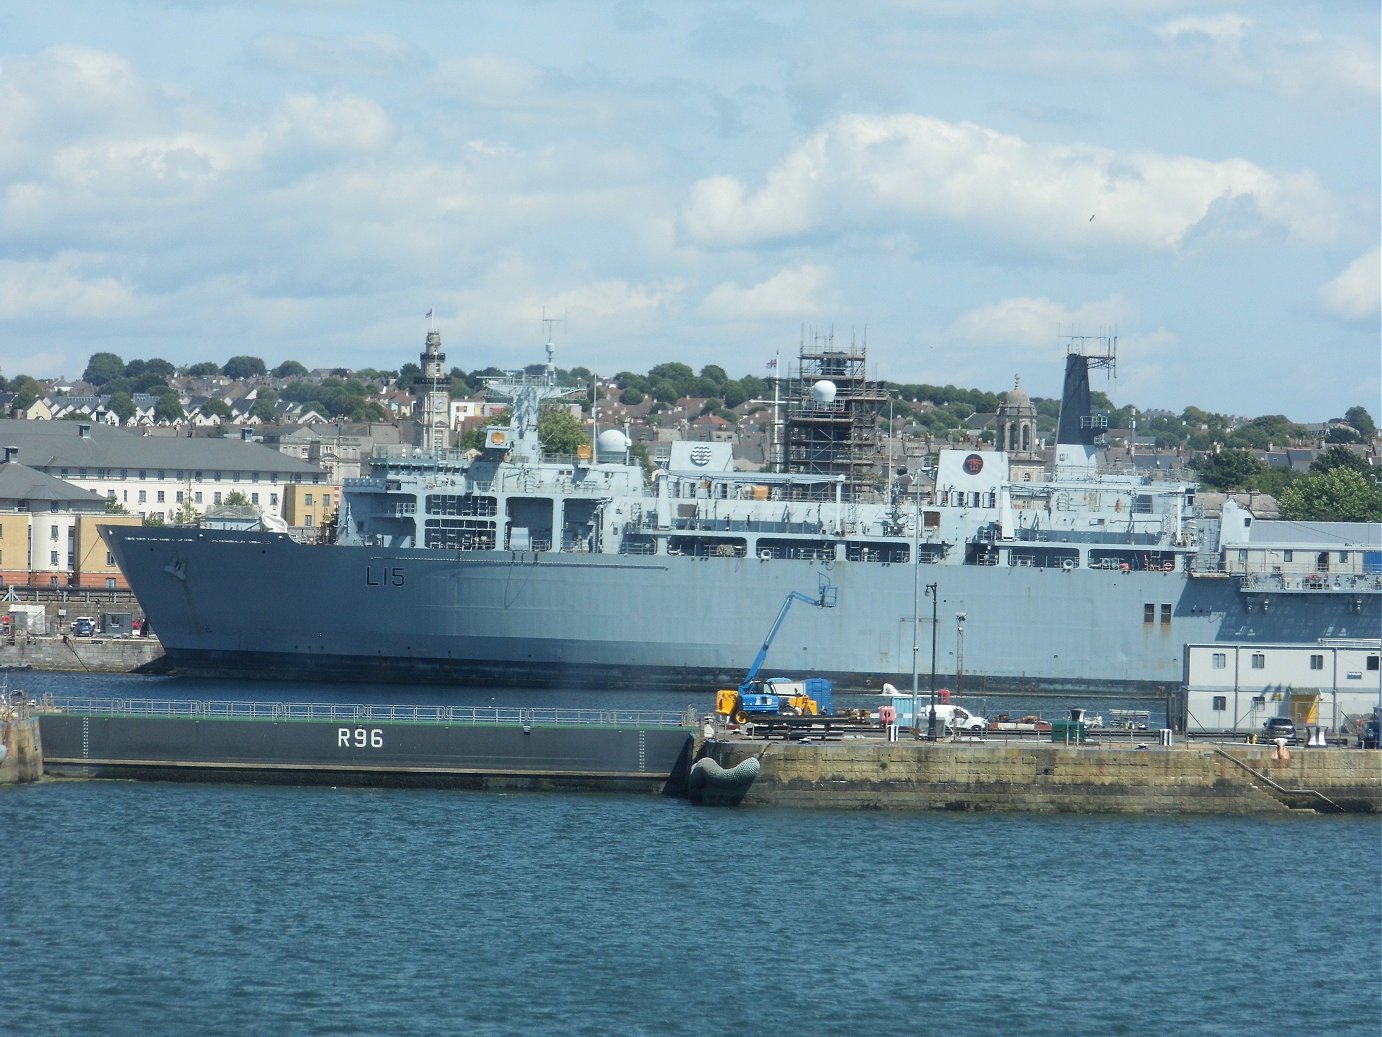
[880,692,988,732]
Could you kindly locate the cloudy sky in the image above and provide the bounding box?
[2,1,1377,420]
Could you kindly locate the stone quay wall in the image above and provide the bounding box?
[698,738,1382,814]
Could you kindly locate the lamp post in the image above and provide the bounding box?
[911,500,920,737]
[925,582,938,739]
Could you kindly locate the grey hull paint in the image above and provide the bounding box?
[103,527,1379,693]
[38,712,695,793]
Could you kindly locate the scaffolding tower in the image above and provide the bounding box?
[781,330,889,499]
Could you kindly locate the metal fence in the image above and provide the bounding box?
[35,695,697,729]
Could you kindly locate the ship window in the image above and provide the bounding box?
[1368,656,1380,672]
[1283,550,1293,562]
[1212,653,1226,669]
[1212,696,1226,711]
[1309,654,1324,670]
[1143,604,1154,623]
[1338,552,1349,563]
[1160,604,1171,625]
[1251,653,1265,669]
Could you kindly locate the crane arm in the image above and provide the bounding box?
[737,585,836,694]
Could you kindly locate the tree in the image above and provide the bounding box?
[274,360,309,379]
[105,496,129,515]
[199,399,233,422]
[185,362,220,377]
[1310,445,1371,476]
[539,406,587,455]
[1344,405,1376,440]
[223,355,267,380]
[144,358,176,379]
[1194,449,1267,491]
[619,387,645,406]
[84,352,126,386]
[107,392,136,425]
[153,391,184,424]
[1277,467,1382,522]
[250,394,280,423]
[224,491,251,506]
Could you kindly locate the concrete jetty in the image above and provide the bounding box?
[0,691,43,784]
[693,734,1382,813]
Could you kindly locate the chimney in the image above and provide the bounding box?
[77,422,92,438]
[2,446,17,464]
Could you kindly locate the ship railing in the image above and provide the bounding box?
[33,696,696,729]
[1238,571,1382,594]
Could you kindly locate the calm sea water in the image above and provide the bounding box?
[4,673,1379,1037]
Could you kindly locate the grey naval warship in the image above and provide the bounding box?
[101,328,1381,694]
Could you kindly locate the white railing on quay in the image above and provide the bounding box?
[36,695,697,729]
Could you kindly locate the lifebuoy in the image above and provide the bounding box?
[733,710,749,725]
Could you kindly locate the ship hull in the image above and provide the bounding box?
[103,527,1378,693]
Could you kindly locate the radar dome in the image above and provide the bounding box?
[597,429,630,452]
[811,379,837,404]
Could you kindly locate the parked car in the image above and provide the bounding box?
[1361,716,1380,751]
[71,617,96,637]
[1261,717,1298,744]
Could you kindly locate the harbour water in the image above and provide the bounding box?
[4,673,1379,1037]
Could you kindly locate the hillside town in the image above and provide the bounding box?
[0,337,1377,599]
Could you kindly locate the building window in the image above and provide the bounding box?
[271,493,279,506]
[1160,604,1172,625]
[1251,653,1265,669]
[251,493,259,505]
[50,524,59,540]
[1212,653,1226,669]
[106,578,116,589]
[214,492,222,505]
[305,515,314,526]
[157,491,165,503]
[1143,603,1154,623]
[1309,654,1324,670]
[138,490,147,504]
[50,551,59,565]
[176,491,184,503]
[107,553,115,566]
[195,492,203,504]
[1212,696,1227,711]
[305,493,314,506]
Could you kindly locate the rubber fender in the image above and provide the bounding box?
[688,756,761,804]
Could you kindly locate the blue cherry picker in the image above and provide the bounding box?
[715,579,838,726]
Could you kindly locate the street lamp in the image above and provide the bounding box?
[925,582,938,739]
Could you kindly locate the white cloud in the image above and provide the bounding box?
[1318,248,1381,323]
[701,264,834,320]
[1157,14,1252,49]
[0,253,145,320]
[271,93,393,155]
[680,114,1339,258]
[946,294,1135,351]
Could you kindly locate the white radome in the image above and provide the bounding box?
[811,379,837,404]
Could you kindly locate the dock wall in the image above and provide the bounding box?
[1,636,165,674]
[697,739,1382,813]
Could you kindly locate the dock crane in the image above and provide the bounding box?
[716,579,838,725]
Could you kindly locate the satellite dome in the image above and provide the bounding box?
[597,429,630,452]
[810,379,837,404]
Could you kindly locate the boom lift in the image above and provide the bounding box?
[716,581,837,725]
